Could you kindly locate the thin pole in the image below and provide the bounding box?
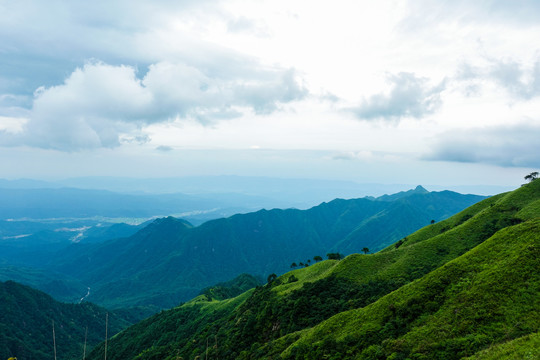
[215,335,218,360]
[104,313,108,360]
[82,326,88,360]
[52,320,57,360]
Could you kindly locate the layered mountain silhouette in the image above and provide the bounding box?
[48,186,483,309]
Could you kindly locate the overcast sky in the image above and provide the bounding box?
[0,0,539,188]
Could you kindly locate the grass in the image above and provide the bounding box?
[274,259,339,295]
[388,193,506,249]
[280,218,540,359]
[463,332,539,360]
[89,290,253,360]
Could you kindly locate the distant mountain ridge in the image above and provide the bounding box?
[47,186,485,309]
[374,184,429,201]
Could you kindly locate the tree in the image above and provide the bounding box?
[290,262,297,269]
[362,247,369,254]
[327,253,343,260]
[267,273,277,284]
[430,219,435,225]
[525,171,539,182]
[313,255,323,262]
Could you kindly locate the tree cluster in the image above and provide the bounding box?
[290,255,324,269]
[326,252,343,260]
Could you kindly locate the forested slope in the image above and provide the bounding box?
[0,281,131,360]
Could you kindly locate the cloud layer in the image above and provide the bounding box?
[457,58,540,100]
[1,61,307,151]
[1,0,539,182]
[425,123,540,168]
[351,73,446,121]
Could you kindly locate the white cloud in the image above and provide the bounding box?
[424,122,540,168]
[0,60,307,151]
[350,73,446,122]
[227,16,270,37]
[33,62,153,120]
[0,116,27,134]
[1,0,540,183]
[456,57,540,100]
[331,151,374,161]
[487,59,540,100]
[401,0,540,30]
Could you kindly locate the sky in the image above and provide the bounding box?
[0,0,539,189]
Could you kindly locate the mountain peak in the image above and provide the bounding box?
[152,216,192,227]
[136,216,193,237]
[375,185,430,201]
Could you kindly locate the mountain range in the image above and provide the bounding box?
[85,179,540,360]
[41,186,485,309]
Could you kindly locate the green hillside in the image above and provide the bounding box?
[51,187,483,309]
[0,281,132,360]
[86,180,539,359]
[464,332,539,360]
[280,219,539,359]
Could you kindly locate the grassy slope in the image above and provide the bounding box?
[279,219,539,359]
[464,332,539,360]
[88,291,253,360]
[250,180,538,359]
[280,185,511,293]
[275,181,540,359]
[334,191,486,253]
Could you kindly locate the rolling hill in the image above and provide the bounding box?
[86,179,539,359]
[49,186,484,309]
